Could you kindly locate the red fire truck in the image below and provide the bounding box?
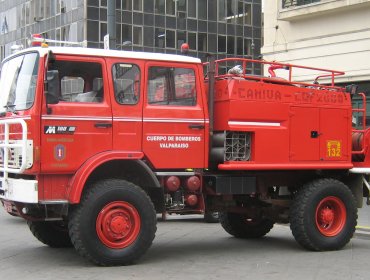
[0,38,369,266]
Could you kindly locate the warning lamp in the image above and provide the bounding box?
[180,43,189,55]
[29,34,43,47]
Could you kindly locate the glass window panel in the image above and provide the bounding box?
[155,28,165,48]
[208,0,217,21]
[166,0,175,15]
[236,37,243,55]
[227,36,235,54]
[100,22,107,42]
[188,0,196,18]
[218,0,226,22]
[155,0,165,14]
[122,24,132,43]
[226,0,237,23]
[133,26,143,45]
[177,31,186,49]
[133,0,143,11]
[198,0,207,20]
[237,1,243,25]
[166,29,175,48]
[244,4,252,25]
[218,35,226,52]
[198,33,207,52]
[122,0,131,10]
[244,38,251,56]
[188,32,196,50]
[177,0,186,12]
[208,34,217,52]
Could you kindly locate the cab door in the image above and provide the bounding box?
[142,62,206,169]
[41,56,112,173]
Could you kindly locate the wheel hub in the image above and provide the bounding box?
[96,201,141,249]
[319,208,335,225]
[315,196,346,237]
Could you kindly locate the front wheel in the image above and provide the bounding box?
[290,178,357,251]
[28,220,72,248]
[68,179,157,266]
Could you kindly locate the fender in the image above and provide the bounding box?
[67,151,159,203]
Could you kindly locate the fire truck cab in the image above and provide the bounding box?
[0,44,369,266]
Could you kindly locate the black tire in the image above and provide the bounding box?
[290,178,357,251]
[27,220,72,248]
[204,211,219,223]
[219,212,274,238]
[68,179,157,266]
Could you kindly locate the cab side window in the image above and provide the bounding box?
[48,60,104,103]
[147,66,196,106]
[113,63,140,105]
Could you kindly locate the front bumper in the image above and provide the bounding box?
[0,178,38,203]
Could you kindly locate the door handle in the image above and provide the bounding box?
[189,124,205,130]
[95,123,112,128]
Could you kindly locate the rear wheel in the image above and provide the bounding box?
[68,179,157,266]
[28,220,72,248]
[290,178,357,251]
[204,211,219,223]
[220,212,274,238]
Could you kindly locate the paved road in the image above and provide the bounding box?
[0,204,369,280]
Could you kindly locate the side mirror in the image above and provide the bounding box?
[45,70,60,104]
[345,84,358,95]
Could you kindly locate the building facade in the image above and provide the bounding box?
[0,0,262,68]
[262,0,370,87]
[262,0,370,125]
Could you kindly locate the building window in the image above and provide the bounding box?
[188,32,197,50]
[218,35,226,53]
[177,31,186,49]
[227,36,235,54]
[155,0,165,14]
[198,0,207,20]
[166,29,176,49]
[122,0,132,10]
[166,0,176,15]
[177,0,186,12]
[133,26,143,45]
[133,0,143,11]
[198,33,207,52]
[282,0,321,9]
[244,38,251,56]
[155,28,165,48]
[122,24,132,43]
[188,0,196,18]
[244,3,252,25]
[218,0,226,22]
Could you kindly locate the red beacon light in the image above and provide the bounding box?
[180,43,189,55]
[29,34,44,47]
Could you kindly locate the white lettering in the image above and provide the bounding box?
[160,143,189,149]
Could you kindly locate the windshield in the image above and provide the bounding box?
[0,52,39,113]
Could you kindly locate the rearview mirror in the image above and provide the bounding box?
[45,70,60,104]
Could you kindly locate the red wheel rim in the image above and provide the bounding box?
[96,201,141,249]
[315,196,346,237]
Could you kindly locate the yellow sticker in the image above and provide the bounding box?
[327,140,341,157]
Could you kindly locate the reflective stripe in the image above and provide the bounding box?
[229,121,281,127]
